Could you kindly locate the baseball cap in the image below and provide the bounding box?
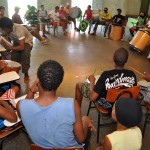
[14,6,20,10]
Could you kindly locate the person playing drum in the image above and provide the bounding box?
[129,12,146,39]
[64,2,80,32]
[0,17,33,81]
[83,5,92,34]
[106,9,125,38]
[91,7,112,37]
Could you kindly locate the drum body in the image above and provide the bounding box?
[2,60,21,74]
[110,25,123,41]
[70,7,80,19]
[129,30,150,52]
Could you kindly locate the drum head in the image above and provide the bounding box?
[70,7,80,18]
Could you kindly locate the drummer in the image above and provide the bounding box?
[64,2,80,32]
[83,5,92,34]
[0,17,33,81]
[91,7,112,37]
[37,5,48,38]
[145,20,150,61]
[106,9,125,38]
[129,12,146,40]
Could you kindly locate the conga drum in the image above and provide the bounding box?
[3,60,21,73]
[109,25,123,41]
[129,30,150,52]
[69,7,82,19]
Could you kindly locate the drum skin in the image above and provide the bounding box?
[70,7,81,19]
[110,25,123,41]
[129,30,150,52]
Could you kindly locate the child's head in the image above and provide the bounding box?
[37,60,64,92]
[112,98,143,128]
[87,5,91,10]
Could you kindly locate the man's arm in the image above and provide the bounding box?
[103,136,112,150]
[0,100,17,122]
[73,100,95,143]
[88,75,99,101]
[1,38,25,51]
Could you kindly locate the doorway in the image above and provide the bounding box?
[7,0,37,23]
[72,0,92,14]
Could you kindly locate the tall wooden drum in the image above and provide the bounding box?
[109,25,123,41]
[129,30,150,52]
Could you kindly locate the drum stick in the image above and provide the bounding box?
[129,66,145,77]
[93,69,96,75]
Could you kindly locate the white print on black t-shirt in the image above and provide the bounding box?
[105,73,135,90]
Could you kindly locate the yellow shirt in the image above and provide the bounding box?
[101,12,111,20]
[107,126,142,150]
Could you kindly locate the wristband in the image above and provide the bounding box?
[30,88,36,94]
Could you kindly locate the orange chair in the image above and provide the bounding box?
[30,144,83,150]
[87,86,141,142]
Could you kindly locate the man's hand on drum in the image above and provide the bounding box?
[0,38,11,50]
[143,72,150,82]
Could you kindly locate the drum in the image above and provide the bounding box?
[69,7,82,19]
[129,30,150,52]
[79,20,88,32]
[109,25,123,41]
[92,10,100,23]
[2,60,21,73]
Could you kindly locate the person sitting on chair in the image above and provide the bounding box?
[49,6,67,36]
[83,5,92,34]
[91,7,112,37]
[75,47,137,112]
[17,60,95,149]
[0,61,20,123]
[96,98,142,150]
[129,11,146,39]
[106,9,125,38]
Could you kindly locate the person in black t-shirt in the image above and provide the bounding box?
[112,9,125,25]
[106,9,125,38]
[75,48,137,111]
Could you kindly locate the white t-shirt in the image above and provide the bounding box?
[49,10,60,21]
[147,20,150,27]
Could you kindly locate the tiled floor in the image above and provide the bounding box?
[2,25,150,150]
